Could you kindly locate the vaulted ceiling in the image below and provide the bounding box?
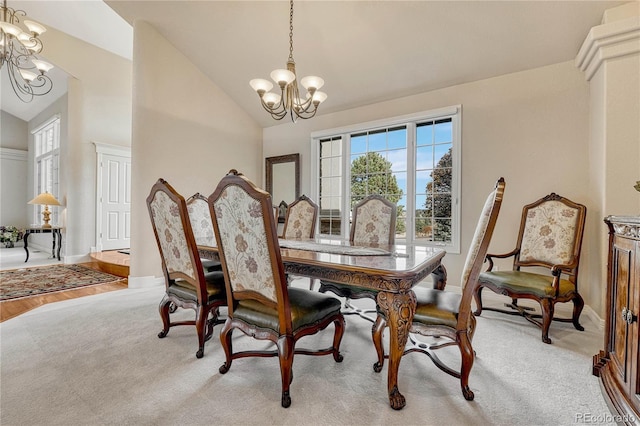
[1,1,626,127]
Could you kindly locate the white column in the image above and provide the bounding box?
[576,2,640,317]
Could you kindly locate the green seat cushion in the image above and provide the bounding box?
[378,287,460,329]
[201,259,222,272]
[234,287,342,333]
[169,270,226,303]
[413,287,460,328]
[478,271,575,298]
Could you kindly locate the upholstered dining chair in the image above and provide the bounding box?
[209,170,345,408]
[318,194,397,321]
[277,200,288,224]
[473,192,587,344]
[281,194,318,239]
[186,193,222,272]
[147,179,227,359]
[281,194,319,289]
[372,178,505,401]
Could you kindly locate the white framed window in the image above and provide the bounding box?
[311,106,461,253]
[32,115,60,226]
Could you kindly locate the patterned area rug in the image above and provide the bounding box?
[0,264,125,301]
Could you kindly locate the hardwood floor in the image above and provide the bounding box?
[0,254,130,323]
[90,250,130,277]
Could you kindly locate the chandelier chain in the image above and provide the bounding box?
[288,0,294,62]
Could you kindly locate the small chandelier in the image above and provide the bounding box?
[0,0,54,103]
[249,0,327,122]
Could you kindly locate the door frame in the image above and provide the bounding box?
[94,142,131,252]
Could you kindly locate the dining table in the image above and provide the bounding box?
[199,238,447,410]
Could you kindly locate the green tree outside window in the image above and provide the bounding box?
[422,148,452,241]
[350,152,405,234]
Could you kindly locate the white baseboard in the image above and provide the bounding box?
[582,304,605,331]
[128,275,164,289]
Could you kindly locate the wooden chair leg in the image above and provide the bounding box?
[372,315,386,373]
[205,308,218,341]
[277,335,295,408]
[458,331,475,401]
[195,306,207,358]
[219,322,234,374]
[432,264,448,290]
[540,298,554,344]
[332,317,346,362]
[158,295,171,338]
[473,285,484,316]
[572,293,585,331]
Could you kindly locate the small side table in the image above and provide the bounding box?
[23,227,63,262]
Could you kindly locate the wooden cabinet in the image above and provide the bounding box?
[594,216,640,424]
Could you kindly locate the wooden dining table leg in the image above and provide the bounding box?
[377,289,417,410]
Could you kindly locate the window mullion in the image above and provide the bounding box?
[342,133,351,239]
[32,117,61,227]
[309,136,319,204]
[406,122,416,244]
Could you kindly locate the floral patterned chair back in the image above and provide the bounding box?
[209,170,286,307]
[457,178,506,318]
[147,180,198,283]
[282,195,319,239]
[473,192,587,344]
[350,195,397,246]
[186,193,216,247]
[517,195,584,271]
[186,192,222,272]
[147,179,227,359]
[317,194,397,320]
[209,170,345,409]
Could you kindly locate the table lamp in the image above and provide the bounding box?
[28,192,61,228]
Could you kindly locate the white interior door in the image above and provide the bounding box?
[95,143,131,251]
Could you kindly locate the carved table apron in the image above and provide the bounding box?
[199,238,447,410]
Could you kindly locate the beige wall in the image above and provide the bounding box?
[42,27,132,147]
[0,112,29,227]
[28,26,132,261]
[129,21,262,281]
[1,111,28,150]
[263,61,602,313]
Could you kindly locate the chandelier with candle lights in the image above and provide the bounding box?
[0,0,53,103]
[249,0,327,122]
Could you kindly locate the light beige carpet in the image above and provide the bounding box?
[0,279,615,425]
